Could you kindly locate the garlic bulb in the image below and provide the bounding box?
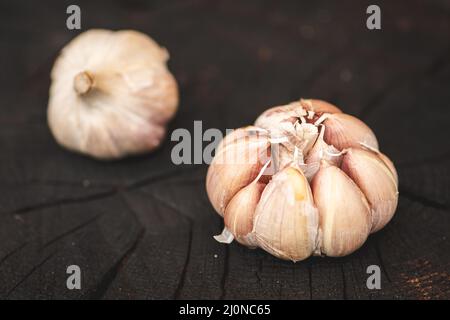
[206,99,399,261]
[48,29,179,159]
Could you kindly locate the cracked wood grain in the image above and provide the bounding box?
[0,242,28,268]
[42,213,104,249]
[1,0,450,300]
[6,251,57,298]
[86,229,145,300]
[6,166,203,216]
[218,245,229,300]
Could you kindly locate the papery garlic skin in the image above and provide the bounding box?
[48,29,179,159]
[207,99,399,262]
[299,99,342,114]
[303,125,342,181]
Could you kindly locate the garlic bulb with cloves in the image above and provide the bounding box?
[207,99,399,262]
[48,29,179,159]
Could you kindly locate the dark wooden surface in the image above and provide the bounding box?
[0,0,449,299]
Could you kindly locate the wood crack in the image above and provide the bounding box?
[218,245,229,300]
[254,256,263,285]
[126,166,203,191]
[83,194,147,299]
[141,192,195,300]
[42,213,104,249]
[374,239,392,283]
[6,167,204,216]
[0,242,28,267]
[173,223,193,299]
[9,189,116,216]
[307,262,313,300]
[85,228,145,300]
[5,250,57,298]
[341,264,348,300]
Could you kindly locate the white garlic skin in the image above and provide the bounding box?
[207,99,399,262]
[48,29,179,159]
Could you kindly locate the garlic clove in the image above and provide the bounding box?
[254,102,306,130]
[361,143,398,187]
[224,181,266,247]
[311,161,371,257]
[322,113,379,151]
[341,148,399,233]
[300,99,342,114]
[219,126,268,150]
[206,135,270,216]
[303,125,342,181]
[359,142,399,187]
[377,152,399,187]
[253,166,318,262]
[293,122,319,156]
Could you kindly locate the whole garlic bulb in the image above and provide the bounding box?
[48,29,179,159]
[207,99,398,261]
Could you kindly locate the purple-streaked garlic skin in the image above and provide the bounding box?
[206,99,398,261]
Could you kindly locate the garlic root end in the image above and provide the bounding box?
[74,71,94,95]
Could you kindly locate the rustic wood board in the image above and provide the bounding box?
[0,0,449,299]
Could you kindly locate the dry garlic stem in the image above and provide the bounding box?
[207,99,399,262]
[48,29,179,159]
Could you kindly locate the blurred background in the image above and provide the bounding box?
[0,0,449,299]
